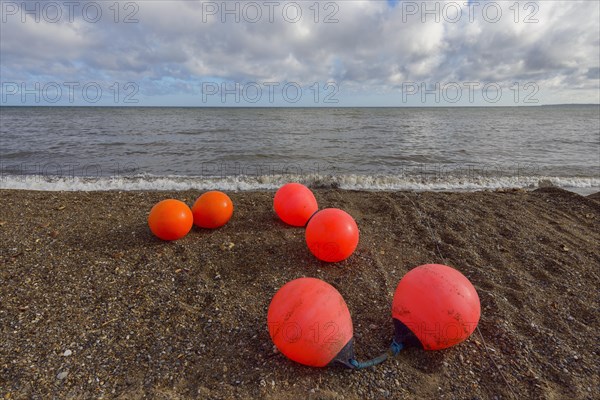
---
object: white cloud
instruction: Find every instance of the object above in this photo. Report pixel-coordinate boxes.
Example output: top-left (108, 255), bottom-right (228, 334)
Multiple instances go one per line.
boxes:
top-left (1, 0), bottom-right (598, 104)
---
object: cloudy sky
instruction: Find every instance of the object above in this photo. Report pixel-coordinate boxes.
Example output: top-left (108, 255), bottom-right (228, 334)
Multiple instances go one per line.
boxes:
top-left (1, 0), bottom-right (599, 106)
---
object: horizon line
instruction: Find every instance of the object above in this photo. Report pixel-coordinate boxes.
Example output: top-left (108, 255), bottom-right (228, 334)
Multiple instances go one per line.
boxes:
top-left (1, 104), bottom-right (599, 108)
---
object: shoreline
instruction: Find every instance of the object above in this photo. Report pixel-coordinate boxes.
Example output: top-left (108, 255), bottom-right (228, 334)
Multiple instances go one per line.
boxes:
top-left (1, 174), bottom-right (598, 195)
top-left (1, 186), bottom-right (599, 196)
top-left (1, 188), bottom-right (599, 399)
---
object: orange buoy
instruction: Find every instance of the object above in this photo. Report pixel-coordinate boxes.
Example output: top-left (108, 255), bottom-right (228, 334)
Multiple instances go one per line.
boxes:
top-left (192, 191), bottom-right (233, 229)
top-left (267, 278), bottom-right (354, 367)
top-left (273, 183), bottom-right (318, 226)
top-left (148, 199), bottom-right (193, 241)
top-left (392, 264), bottom-right (480, 350)
top-left (305, 208), bottom-right (359, 262)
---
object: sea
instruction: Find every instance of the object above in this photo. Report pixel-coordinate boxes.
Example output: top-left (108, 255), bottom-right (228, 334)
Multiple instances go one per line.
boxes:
top-left (1, 106), bottom-right (599, 194)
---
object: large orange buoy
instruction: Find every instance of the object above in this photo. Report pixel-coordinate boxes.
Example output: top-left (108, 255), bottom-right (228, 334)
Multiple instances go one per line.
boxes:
top-left (305, 208), bottom-right (359, 262)
top-left (148, 199), bottom-right (193, 241)
top-left (192, 191), bottom-right (233, 229)
top-left (273, 183), bottom-right (318, 227)
top-left (267, 278), bottom-right (354, 367)
top-left (392, 264), bottom-right (480, 350)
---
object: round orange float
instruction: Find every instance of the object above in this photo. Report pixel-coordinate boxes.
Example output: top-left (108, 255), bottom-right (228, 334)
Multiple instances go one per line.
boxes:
top-left (192, 191), bottom-right (234, 229)
top-left (305, 208), bottom-right (359, 262)
top-left (267, 278), bottom-right (354, 367)
top-left (273, 183), bottom-right (318, 227)
top-left (392, 264), bottom-right (481, 350)
top-left (148, 199), bottom-right (193, 241)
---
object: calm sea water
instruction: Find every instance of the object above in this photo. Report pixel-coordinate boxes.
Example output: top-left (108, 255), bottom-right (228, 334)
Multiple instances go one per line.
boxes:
top-left (1, 106), bottom-right (599, 192)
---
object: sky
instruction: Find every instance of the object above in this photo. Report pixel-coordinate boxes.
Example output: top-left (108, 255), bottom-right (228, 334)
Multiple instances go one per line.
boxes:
top-left (0, 0), bottom-right (599, 106)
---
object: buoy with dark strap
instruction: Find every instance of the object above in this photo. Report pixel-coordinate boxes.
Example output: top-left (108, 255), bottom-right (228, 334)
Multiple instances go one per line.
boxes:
top-left (267, 277), bottom-right (353, 367)
top-left (392, 264), bottom-right (481, 350)
top-left (267, 277), bottom-right (395, 369)
top-left (267, 269), bottom-right (480, 369)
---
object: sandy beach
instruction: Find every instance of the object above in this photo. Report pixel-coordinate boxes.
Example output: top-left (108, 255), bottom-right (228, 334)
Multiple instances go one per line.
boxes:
top-left (1, 187), bottom-right (598, 399)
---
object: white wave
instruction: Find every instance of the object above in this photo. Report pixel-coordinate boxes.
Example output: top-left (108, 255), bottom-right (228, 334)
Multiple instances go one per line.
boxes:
top-left (1, 174), bottom-right (599, 193)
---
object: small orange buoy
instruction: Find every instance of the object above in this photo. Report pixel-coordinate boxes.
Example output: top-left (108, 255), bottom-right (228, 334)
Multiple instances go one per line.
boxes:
top-left (267, 278), bottom-right (354, 367)
top-left (273, 183), bottom-right (318, 227)
top-left (148, 199), bottom-right (193, 241)
top-left (392, 264), bottom-right (481, 350)
top-left (192, 191), bottom-right (234, 229)
top-left (305, 208), bottom-right (359, 262)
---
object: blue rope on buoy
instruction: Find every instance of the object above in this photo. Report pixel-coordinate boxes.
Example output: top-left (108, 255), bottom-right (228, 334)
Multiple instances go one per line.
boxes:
top-left (390, 339), bottom-right (404, 356)
top-left (348, 340), bottom-right (404, 370)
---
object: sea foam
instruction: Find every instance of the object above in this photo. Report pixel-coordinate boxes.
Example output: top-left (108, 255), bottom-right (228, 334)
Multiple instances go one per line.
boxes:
top-left (1, 174), bottom-right (598, 194)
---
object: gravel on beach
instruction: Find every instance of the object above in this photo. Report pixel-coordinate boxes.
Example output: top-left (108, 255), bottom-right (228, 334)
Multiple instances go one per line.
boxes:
top-left (1, 187), bottom-right (599, 399)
